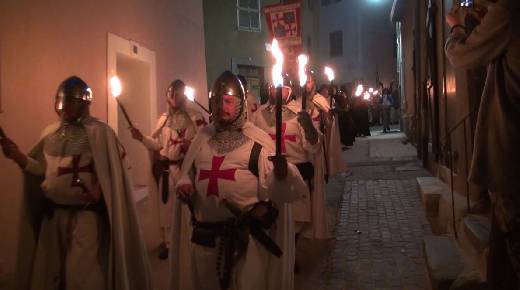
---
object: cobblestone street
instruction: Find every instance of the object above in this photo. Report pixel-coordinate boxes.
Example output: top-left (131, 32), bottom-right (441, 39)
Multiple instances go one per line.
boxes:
top-left (138, 129), bottom-right (436, 290)
top-left (296, 129), bottom-right (434, 290)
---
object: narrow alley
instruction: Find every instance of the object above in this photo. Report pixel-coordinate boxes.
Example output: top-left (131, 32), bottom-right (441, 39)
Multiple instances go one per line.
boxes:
top-left (296, 126), bottom-right (434, 290)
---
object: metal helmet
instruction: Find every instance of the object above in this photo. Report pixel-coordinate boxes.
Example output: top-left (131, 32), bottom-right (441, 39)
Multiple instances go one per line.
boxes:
top-left (210, 71), bottom-right (246, 129)
top-left (166, 79), bottom-right (185, 98)
top-left (55, 76), bottom-right (92, 113)
top-left (237, 74), bottom-right (249, 94)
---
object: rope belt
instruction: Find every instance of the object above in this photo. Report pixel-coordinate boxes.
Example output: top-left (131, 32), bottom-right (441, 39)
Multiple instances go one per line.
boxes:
top-left (190, 201), bottom-right (282, 290)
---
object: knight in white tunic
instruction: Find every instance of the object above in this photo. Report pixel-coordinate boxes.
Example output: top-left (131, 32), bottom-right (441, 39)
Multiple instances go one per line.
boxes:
top-left (302, 73), bottom-right (347, 179)
top-left (1, 76), bottom-right (152, 290)
top-left (170, 71), bottom-right (308, 290)
top-left (252, 79), bottom-right (329, 238)
top-left (131, 79), bottom-right (207, 259)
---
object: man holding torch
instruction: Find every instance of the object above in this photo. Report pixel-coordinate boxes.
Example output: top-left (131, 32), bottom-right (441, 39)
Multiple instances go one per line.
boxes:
top-left (170, 71), bottom-right (307, 290)
top-left (253, 71), bottom-right (331, 244)
top-left (130, 79), bottom-right (207, 259)
top-left (0, 76), bottom-right (152, 290)
top-left (303, 70), bottom-right (347, 180)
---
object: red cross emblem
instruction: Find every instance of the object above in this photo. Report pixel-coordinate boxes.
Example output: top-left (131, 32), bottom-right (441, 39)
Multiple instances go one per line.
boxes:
top-left (269, 122), bottom-right (297, 154)
top-left (168, 128), bottom-right (187, 148)
top-left (196, 118), bottom-right (207, 127)
top-left (198, 156), bottom-right (237, 198)
top-left (57, 155), bottom-right (94, 186)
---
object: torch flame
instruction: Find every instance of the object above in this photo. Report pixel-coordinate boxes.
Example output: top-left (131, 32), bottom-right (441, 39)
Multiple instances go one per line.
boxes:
top-left (110, 76), bottom-right (122, 98)
top-left (271, 39), bottom-right (284, 87)
top-left (185, 86), bottom-right (195, 102)
top-left (363, 92), bottom-right (371, 100)
top-left (355, 84), bottom-right (364, 97)
top-left (297, 54), bottom-right (308, 87)
top-left (368, 87), bottom-right (374, 93)
top-left (372, 90), bottom-right (379, 96)
top-left (324, 66), bottom-right (335, 82)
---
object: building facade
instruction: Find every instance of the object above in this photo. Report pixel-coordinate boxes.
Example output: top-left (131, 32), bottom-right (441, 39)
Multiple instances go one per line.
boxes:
top-left (203, 0), bottom-right (320, 100)
top-left (391, 0), bottom-right (491, 287)
top-left (317, 0), bottom-right (396, 86)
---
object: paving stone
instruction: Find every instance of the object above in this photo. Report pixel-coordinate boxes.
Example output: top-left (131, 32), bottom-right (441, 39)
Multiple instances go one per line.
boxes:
top-left (294, 134), bottom-right (433, 290)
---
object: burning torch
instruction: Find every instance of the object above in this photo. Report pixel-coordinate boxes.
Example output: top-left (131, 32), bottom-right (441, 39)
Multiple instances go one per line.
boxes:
top-left (271, 38), bottom-right (284, 157)
top-left (184, 85), bottom-right (211, 115)
top-left (110, 76), bottom-right (134, 128)
top-left (355, 84), bottom-right (364, 97)
top-left (298, 54), bottom-right (308, 111)
top-left (324, 66), bottom-right (335, 108)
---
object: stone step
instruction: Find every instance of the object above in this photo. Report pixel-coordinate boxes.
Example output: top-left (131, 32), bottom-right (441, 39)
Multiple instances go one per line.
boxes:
top-left (416, 176), bottom-right (474, 235)
top-left (423, 235), bottom-right (465, 290)
top-left (463, 214), bottom-right (491, 253)
top-left (416, 177), bottom-right (444, 217)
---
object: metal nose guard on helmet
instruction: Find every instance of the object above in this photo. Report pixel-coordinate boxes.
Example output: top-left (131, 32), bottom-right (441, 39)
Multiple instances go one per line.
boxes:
top-left (210, 71), bottom-right (246, 124)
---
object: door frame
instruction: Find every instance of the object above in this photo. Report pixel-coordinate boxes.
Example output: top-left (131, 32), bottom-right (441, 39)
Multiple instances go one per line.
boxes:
top-left (107, 32), bottom-right (157, 134)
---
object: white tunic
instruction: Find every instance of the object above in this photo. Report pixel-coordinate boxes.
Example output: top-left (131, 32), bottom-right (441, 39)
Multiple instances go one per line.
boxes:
top-left (142, 109), bottom-right (206, 227)
top-left (170, 123), bottom-right (308, 290)
top-left (253, 103), bottom-right (321, 224)
top-left (24, 124), bottom-right (106, 290)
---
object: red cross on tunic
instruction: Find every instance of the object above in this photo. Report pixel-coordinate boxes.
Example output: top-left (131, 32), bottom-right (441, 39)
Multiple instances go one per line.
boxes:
top-left (269, 122), bottom-right (297, 154)
top-left (57, 154), bottom-right (94, 186)
top-left (198, 156), bottom-right (237, 197)
top-left (311, 109), bottom-right (321, 123)
top-left (168, 128), bottom-right (187, 148)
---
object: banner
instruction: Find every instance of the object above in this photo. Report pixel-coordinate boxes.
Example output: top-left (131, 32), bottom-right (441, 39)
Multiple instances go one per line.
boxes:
top-left (264, 2), bottom-right (302, 72)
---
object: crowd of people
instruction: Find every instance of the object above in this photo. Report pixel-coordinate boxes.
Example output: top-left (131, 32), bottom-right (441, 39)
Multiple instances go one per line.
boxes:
top-left (0, 68), bottom-right (350, 290)
top-left (313, 81), bottom-right (400, 150)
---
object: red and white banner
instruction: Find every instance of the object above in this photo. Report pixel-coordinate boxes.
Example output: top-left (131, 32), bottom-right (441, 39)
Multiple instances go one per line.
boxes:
top-left (264, 2), bottom-right (302, 71)
top-left (264, 2), bottom-right (302, 47)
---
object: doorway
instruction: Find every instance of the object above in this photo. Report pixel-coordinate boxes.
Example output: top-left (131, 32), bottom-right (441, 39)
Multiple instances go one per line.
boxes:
top-left (107, 33), bottom-right (157, 202)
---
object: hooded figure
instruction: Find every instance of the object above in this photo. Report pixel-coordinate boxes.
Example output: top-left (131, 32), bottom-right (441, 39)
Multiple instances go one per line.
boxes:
top-left (2, 76), bottom-right (153, 290)
top-left (169, 71), bottom-right (308, 290)
top-left (445, 0), bottom-right (520, 286)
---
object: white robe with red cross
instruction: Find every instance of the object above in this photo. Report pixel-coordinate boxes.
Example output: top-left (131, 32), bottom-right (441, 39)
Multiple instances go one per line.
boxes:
top-left (252, 101), bottom-right (327, 236)
top-left (16, 118), bottom-right (153, 290)
top-left (169, 122), bottom-right (308, 290)
top-left (141, 108), bottom-right (207, 229)
top-left (310, 93), bottom-right (347, 177)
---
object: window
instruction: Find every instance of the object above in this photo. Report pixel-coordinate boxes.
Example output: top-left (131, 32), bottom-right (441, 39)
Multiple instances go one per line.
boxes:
top-left (307, 0), bottom-right (314, 10)
top-left (237, 0), bottom-right (261, 32)
top-left (330, 30), bottom-right (343, 57)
